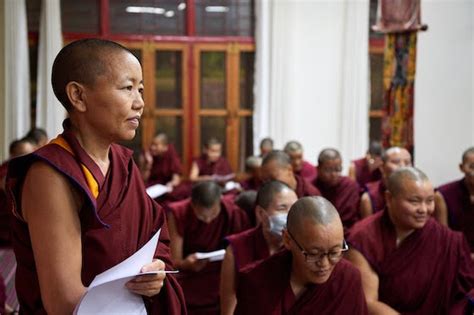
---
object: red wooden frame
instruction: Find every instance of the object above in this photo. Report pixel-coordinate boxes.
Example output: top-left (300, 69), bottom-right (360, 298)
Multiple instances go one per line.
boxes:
top-left (28, 0), bottom-right (255, 171)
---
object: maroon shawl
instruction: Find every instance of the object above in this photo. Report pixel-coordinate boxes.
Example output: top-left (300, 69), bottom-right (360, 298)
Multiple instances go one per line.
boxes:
top-left (0, 274), bottom-right (5, 314)
top-left (0, 161), bottom-right (11, 247)
top-left (226, 225), bottom-right (270, 271)
top-left (239, 176), bottom-right (262, 191)
top-left (352, 157), bottom-right (382, 187)
top-left (169, 197), bottom-right (249, 314)
top-left (294, 174), bottom-right (321, 198)
top-left (364, 180), bottom-right (386, 213)
top-left (7, 129), bottom-right (186, 315)
top-left (438, 178), bottom-right (474, 252)
top-left (146, 144), bottom-right (182, 187)
top-left (194, 154), bottom-right (233, 176)
top-left (295, 161), bottom-right (317, 183)
top-left (314, 176), bottom-right (360, 233)
top-left (235, 250), bottom-right (368, 315)
top-left (349, 210), bottom-right (474, 314)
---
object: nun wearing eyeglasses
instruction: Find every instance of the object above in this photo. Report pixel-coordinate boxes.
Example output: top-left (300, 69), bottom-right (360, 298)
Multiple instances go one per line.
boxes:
top-left (234, 196), bottom-right (368, 315)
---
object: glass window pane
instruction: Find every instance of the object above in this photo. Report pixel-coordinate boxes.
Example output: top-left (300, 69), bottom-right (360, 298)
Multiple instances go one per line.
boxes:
top-left (201, 117), bottom-right (226, 153)
top-left (239, 116), bottom-right (253, 172)
top-left (61, 0), bottom-right (99, 34)
top-left (239, 52), bottom-right (254, 109)
top-left (369, 117), bottom-right (382, 142)
top-left (119, 125), bottom-right (143, 163)
top-left (155, 116), bottom-right (183, 158)
top-left (195, 0), bottom-right (254, 36)
top-left (110, 0), bottom-right (185, 35)
top-left (370, 53), bottom-right (384, 110)
top-left (156, 51), bottom-right (182, 109)
top-left (201, 52), bottom-right (226, 109)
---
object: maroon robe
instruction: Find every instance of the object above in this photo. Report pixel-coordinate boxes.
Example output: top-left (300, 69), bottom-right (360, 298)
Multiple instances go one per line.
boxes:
top-left (438, 178), bottom-right (474, 252)
top-left (146, 144), bottom-right (182, 187)
top-left (169, 197), bottom-right (249, 314)
top-left (146, 145), bottom-right (189, 202)
top-left (239, 176), bottom-right (262, 191)
top-left (6, 127), bottom-right (186, 315)
top-left (352, 157), bottom-right (382, 187)
top-left (235, 250), bottom-right (368, 315)
top-left (348, 210), bottom-right (474, 314)
top-left (314, 176), bottom-right (360, 233)
top-left (295, 160), bottom-right (317, 183)
top-left (194, 154), bottom-right (233, 177)
top-left (0, 274), bottom-right (5, 315)
top-left (294, 174), bottom-right (321, 198)
top-left (226, 225), bottom-right (270, 271)
top-left (0, 161), bottom-right (11, 247)
top-left (364, 180), bottom-right (386, 213)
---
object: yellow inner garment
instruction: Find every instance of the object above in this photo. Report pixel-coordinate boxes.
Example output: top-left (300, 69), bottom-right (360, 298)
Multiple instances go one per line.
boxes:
top-left (50, 136), bottom-right (99, 199)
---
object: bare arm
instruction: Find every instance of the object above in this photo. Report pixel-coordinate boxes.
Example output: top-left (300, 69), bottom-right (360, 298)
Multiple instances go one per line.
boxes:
top-left (346, 249), bottom-right (400, 315)
top-left (189, 162), bottom-right (213, 182)
top-left (167, 212), bottom-right (208, 272)
top-left (348, 162), bottom-right (357, 181)
top-left (360, 192), bottom-right (374, 218)
top-left (433, 191), bottom-right (448, 226)
top-left (220, 246), bottom-right (237, 315)
top-left (22, 162), bottom-right (85, 315)
top-left (167, 173), bottom-right (181, 188)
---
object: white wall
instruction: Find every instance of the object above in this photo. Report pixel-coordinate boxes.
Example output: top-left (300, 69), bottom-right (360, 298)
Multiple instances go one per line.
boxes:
top-left (415, 0), bottom-right (474, 186)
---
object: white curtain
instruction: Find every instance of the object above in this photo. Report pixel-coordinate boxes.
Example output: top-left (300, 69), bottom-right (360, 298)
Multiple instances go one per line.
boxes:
top-left (2, 0), bottom-right (30, 160)
top-left (36, 0), bottom-right (64, 139)
top-left (254, 0), bottom-right (369, 172)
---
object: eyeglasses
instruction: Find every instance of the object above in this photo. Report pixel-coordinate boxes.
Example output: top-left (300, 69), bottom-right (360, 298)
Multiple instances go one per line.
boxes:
top-left (287, 229), bottom-right (348, 264)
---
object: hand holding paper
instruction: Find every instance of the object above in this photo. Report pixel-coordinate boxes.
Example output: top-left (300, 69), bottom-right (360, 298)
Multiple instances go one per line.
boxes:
top-left (182, 253), bottom-right (209, 272)
top-left (126, 259), bottom-right (166, 297)
top-left (74, 229), bottom-right (174, 314)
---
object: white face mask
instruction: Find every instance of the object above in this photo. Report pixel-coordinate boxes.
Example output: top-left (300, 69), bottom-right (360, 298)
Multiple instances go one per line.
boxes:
top-left (268, 213), bottom-right (288, 236)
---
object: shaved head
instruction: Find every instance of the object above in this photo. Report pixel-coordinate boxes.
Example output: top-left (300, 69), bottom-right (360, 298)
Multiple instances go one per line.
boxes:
top-left (205, 137), bottom-right (222, 148)
top-left (318, 148), bottom-right (341, 165)
top-left (287, 196), bottom-right (340, 231)
top-left (9, 138), bottom-right (35, 158)
top-left (382, 147), bottom-right (410, 163)
top-left (235, 190), bottom-right (257, 214)
top-left (462, 147), bottom-right (474, 163)
top-left (368, 141), bottom-right (383, 157)
top-left (387, 167), bottom-right (429, 197)
top-left (52, 38), bottom-right (134, 111)
top-left (26, 128), bottom-right (48, 146)
top-left (284, 141), bottom-right (303, 154)
top-left (246, 155), bottom-right (262, 169)
top-left (154, 133), bottom-right (168, 145)
top-left (256, 180), bottom-right (293, 210)
top-left (191, 181), bottom-right (222, 208)
top-left (260, 138), bottom-right (274, 149)
top-left (262, 150), bottom-right (292, 169)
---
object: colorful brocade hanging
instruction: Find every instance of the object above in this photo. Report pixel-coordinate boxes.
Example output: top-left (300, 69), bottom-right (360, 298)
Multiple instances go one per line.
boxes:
top-left (381, 32), bottom-right (417, 153)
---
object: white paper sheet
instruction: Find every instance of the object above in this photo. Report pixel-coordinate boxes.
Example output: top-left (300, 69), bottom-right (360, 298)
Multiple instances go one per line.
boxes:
top-left (75, 229), bottom-right (161, 314)
top-left (224, 181), bottom-right (242, 192)
top-left (195, 249), bottom-right (226, 262)
top-left (146, 184), bottom-right (171, 199)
